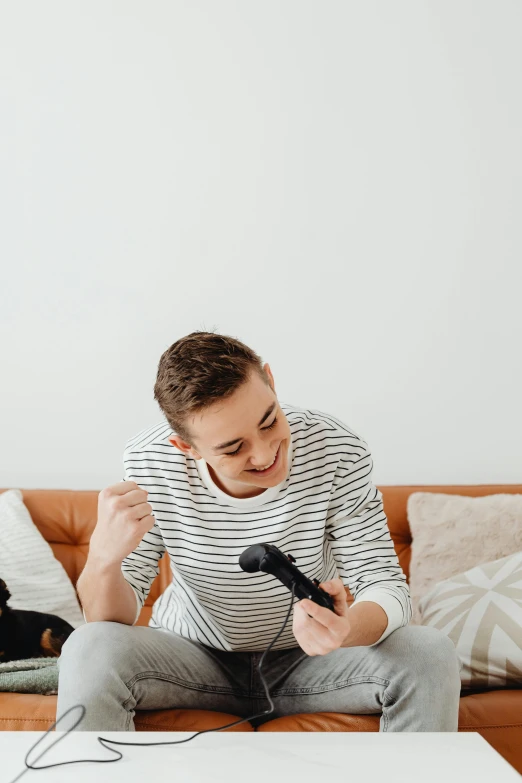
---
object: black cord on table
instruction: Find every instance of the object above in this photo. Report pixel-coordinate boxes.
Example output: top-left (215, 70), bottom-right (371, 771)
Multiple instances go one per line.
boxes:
top-left (8, 584), bottom-right (298, 783)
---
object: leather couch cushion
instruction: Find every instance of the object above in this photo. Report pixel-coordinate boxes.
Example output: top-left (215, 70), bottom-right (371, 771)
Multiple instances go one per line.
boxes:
top-left (0, 692), bottom-right (253, 732)
top-left (256, 689), bottom-right (522, 733)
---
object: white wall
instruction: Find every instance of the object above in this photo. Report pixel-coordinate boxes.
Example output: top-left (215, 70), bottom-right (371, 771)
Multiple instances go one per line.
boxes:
top-left (1, 1), bottom-right (521, 489)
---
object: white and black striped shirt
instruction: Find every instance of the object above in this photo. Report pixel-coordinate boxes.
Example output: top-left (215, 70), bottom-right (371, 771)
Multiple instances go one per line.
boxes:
top-left (120, 403), bottom-right (412, 651)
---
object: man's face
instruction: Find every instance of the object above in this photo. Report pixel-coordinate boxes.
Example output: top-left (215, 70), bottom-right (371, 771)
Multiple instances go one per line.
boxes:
top-left (169, 364), bottom-right (291, 499)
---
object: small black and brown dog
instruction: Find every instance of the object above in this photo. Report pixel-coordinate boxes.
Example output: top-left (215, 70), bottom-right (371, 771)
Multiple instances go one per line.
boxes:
top-left (0, 578), bottom-right (75, 663)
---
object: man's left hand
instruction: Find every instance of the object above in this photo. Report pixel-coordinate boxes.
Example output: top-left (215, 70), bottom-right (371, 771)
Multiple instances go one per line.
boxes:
top-left (293, 578), bottom-right (352, 656)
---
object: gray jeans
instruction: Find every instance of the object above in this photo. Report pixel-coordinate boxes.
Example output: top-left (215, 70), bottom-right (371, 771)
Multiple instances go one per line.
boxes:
top-left (56, 621), bottom-right (462, 732)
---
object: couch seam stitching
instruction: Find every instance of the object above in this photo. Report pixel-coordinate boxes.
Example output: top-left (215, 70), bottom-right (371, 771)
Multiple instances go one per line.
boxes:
top-left (1, 718), bottom-right (521, 730)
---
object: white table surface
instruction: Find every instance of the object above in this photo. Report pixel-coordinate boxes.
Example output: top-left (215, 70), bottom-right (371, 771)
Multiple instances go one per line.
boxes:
top-left (3, 730), bottom-right (521, 783)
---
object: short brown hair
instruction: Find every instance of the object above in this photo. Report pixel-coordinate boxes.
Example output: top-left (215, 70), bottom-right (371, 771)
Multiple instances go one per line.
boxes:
top-left (154, 331), bottom-right (269, 445)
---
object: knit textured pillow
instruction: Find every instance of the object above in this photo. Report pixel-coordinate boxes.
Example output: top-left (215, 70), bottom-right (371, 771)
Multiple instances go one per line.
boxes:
top-left (407, 492), bottom-right (522, 626)
top-left (417, 551), bottom-right (522, 690)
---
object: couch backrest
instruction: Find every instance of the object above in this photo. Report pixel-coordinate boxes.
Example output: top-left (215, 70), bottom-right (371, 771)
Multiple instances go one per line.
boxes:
top-left (2, 485), bottom-right (521, 607)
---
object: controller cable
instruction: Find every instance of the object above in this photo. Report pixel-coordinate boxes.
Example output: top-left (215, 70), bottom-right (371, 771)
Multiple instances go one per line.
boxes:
top-left (8, 583), bottom-right (300, 782)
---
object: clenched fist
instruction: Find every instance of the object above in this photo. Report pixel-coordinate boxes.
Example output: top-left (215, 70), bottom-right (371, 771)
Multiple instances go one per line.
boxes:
top-left (88, 481), bottom-right (156, 567)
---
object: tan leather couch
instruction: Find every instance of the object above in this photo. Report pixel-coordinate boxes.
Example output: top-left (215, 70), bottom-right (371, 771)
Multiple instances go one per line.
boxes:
top-left (1, 486), bottom-right (521, 774)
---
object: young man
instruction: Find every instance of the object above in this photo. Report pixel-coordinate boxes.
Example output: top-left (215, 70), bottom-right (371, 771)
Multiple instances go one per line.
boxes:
top-left (57, 332), bottom-right (462, 731)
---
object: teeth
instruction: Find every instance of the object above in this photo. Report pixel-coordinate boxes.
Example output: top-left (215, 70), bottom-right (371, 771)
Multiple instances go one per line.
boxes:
top-left (254, 450), bottom-right (278, 471)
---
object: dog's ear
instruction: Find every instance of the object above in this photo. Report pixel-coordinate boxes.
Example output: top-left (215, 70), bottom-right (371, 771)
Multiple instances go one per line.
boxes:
top-left (0, 579), bottom-right (11, 607)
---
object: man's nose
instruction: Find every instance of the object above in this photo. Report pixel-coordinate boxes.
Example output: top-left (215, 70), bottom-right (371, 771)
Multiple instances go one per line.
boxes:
top-left (250, 448), bottom-right (276, 468)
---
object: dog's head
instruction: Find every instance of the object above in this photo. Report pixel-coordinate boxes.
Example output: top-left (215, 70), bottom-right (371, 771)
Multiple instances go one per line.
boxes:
top-left (0, 579), bottom-right (12, 613)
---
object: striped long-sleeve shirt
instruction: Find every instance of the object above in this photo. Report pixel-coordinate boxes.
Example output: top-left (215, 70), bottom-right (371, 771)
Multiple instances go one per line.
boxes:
top-left (120, 402), bottom-right (412, 651)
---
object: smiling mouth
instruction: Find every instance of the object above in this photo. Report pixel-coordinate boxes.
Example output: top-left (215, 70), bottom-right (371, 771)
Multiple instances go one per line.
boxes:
top-left (247, 444), bottom-right (281, 475)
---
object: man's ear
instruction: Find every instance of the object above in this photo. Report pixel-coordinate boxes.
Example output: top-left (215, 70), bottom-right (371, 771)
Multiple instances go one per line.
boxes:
top-left (263, 362), bottom-right (276, 392)
top-left (169, 435), bottom-right (201, 459)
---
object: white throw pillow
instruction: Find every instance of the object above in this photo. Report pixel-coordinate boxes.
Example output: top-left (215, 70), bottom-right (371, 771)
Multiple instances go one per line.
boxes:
top-left (407, 492), bottom-right (522, 625)
top-left (0, 489), bottom-right (84, 628)
top-left (418, 550), bottom-right (522, 690)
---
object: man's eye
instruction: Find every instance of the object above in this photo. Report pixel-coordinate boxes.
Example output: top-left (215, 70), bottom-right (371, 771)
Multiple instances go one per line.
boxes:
top-left (264, 416), bottom-right (278, 432)
top-left (224, 416), bottom-right (278, 457)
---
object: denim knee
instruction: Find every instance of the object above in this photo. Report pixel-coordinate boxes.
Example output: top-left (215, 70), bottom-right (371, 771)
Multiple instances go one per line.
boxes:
top-left (58, 621), bottom-right (130, 670)
top-left (386, 625), bottom-right (461, 675)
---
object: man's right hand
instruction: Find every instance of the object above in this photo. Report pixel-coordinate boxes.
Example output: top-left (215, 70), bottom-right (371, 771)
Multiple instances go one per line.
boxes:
top-left (88, 481), bottom-right (155, 566)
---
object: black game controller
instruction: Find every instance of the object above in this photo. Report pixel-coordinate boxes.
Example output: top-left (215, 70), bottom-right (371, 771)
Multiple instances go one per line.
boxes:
top-left (239, 543), bottom-right (335, 612)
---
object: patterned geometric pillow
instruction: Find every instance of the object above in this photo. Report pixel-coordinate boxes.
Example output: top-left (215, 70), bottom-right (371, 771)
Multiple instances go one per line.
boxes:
top-left (418, 551), bottom-right (522, 691)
